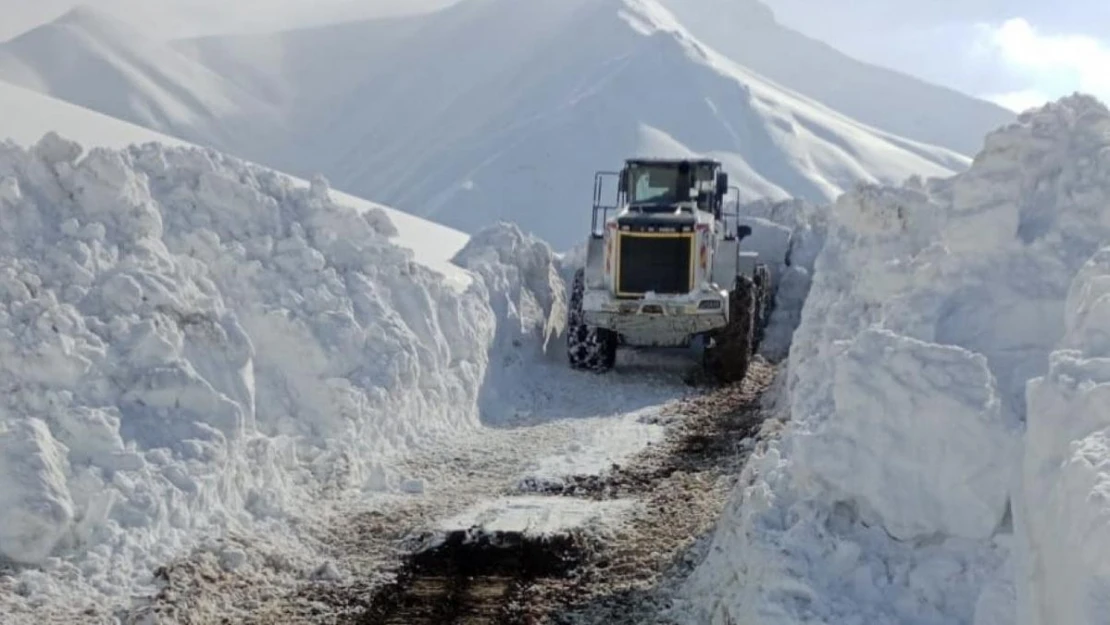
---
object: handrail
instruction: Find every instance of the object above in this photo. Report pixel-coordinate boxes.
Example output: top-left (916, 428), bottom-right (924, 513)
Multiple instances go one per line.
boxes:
top-left (591, 170), bottom-right (622, 236)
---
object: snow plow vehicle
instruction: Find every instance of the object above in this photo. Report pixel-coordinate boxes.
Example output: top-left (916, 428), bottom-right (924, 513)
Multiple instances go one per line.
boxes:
top-left (567, 157), bottom-right (772, 383)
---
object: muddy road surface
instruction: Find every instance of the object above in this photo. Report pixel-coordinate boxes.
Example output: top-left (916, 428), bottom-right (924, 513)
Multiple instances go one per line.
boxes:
top-left (350, 359), bottom-right (777, 625)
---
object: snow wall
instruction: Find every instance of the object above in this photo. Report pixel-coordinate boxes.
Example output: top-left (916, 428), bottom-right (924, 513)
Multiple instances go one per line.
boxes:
top-left (674, 94), bottom-right (1110, 625)
top-left (0, 133), bottom-right (566, 610)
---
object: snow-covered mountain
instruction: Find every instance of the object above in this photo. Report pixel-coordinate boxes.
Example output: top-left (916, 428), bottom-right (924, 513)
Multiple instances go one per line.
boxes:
top-left (0, 6), bottom-right (286, 161)
top-left (657, 0), bottom-right (1016, 155)
top-left (673, 94), bottom-right (1110, 625)
top-left (2, 0), bottom-right (978, 249)
top-left (169, 0), bottom-right (971, 249)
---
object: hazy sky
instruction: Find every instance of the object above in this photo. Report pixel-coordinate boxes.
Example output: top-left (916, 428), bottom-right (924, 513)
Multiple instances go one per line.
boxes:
top-left (3, 0), bottom-right (1107, 112)
top-left (763, 0), bottom-right (1110, 112)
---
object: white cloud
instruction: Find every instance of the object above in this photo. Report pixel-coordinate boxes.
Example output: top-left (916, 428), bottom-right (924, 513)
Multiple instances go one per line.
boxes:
top-left (976, 18), bottom-right (1110, 111)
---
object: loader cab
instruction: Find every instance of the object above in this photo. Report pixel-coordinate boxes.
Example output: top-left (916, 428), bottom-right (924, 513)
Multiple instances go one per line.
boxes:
top-left (618, 158), bottom-right (729, 217)
top-left (589, 157), bottom-right (731, 237)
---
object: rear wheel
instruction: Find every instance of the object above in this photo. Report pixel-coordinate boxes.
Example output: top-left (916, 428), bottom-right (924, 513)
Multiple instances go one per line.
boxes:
top-left (703, 275), bottom-right (755, 383)
top-left (752, 264), bottom-right (772, 350)
top-left (567, 268), bottom-right (618, 372)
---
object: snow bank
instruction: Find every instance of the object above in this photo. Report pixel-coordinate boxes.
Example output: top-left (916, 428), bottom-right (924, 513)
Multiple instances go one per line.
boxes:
top-left (1020, 247), bottom-right (1110, 625)
top-left (821, 329), bottom-right (1010, 540)
top-left (451, 223), bottom-right (571, 425)
top-left (673, 372), bottom-right (1010, 624)
top-left (0, 133), bottom-right (566, 614)
top-left (0, 79), bottom-right (475, 294)
top-left (674, 94), bottom-right (1110, 625)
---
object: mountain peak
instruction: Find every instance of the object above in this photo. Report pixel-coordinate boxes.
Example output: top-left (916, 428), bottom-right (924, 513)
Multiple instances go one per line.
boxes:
top-left (48, 3), bottom-right (143, 39)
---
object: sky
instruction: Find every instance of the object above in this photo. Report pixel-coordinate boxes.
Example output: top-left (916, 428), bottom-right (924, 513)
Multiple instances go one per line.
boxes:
top-left (762, 0), bottom-right (1110, 112)
top-left (2, 0), bottom-right (1107, 113)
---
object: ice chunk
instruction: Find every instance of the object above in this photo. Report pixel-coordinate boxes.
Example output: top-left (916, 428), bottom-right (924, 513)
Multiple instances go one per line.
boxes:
top-left (796, 328), bottom-right (1018, 540)
top-left (0, 419), bottom-right (74, 564)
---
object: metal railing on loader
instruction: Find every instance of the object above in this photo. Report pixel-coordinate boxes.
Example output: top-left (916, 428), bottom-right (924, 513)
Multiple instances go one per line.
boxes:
top-left (721, 184), bottom-right (746, 240)
top-left (591, 170), bottom-right (625, 237)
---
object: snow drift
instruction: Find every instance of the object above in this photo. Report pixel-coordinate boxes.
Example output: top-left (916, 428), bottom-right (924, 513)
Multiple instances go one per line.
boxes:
top-left (674, 94), bottom-right (1110, 625)
top-left (0, 133), bottom-right (567, 617)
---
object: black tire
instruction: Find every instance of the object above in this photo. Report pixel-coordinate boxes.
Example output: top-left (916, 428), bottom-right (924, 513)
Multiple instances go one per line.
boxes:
top-left (567, 268), bottom-right (618, 372)
top-left (752, 264), bottom-right (773, 350)
top-left (703, 275), bottom-right (755, 383)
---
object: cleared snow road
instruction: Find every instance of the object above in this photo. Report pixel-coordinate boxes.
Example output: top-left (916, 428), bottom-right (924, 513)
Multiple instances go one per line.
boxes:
top-left (355, 359), bottom-right (777, 625)
top-left (128, 353), bottom-right (776, 624)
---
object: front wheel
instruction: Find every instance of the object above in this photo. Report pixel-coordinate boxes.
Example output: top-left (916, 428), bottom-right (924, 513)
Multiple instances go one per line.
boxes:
top-left (566, 268), bottom-right (617, 372)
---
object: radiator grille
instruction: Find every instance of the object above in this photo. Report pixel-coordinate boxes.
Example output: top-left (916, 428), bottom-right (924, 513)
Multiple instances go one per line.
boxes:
top-left (617, 234), bottom-right (693, 296)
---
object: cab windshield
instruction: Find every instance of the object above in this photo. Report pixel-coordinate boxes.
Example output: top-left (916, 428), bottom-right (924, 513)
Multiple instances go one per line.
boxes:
top-left (627, 162), bottom-right (717, 209)
top-left (628, 165), bottom-right (682, 204)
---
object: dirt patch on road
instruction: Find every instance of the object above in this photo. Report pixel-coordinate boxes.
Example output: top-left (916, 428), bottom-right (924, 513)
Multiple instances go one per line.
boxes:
top-left (355, 530), bottom-right (592, 625)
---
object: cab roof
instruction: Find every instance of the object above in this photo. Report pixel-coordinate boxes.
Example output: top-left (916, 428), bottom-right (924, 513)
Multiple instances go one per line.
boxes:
top-left (624, 157), bottom-right (723, 168)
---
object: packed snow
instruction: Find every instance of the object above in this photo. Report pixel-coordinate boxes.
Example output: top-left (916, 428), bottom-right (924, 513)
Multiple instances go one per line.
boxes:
top-left (437, 496), bottom-right (636, 538)
top-left (0, 132), bottom-right (567, 617)
top-left (672, 94), bottom-right (1110, 625)
top-left (1020, 248), bottom-right (1110, 623)
top-left (3, 0), bottom-right (971, 249)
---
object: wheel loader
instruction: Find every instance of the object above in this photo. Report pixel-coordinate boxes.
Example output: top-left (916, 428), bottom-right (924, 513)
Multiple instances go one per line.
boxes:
top-left (566, 157), bottom-right (772, 383)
